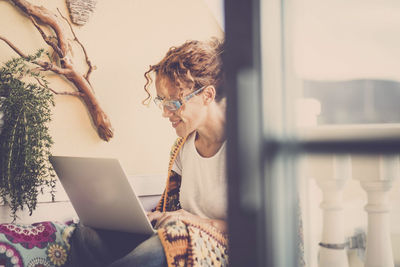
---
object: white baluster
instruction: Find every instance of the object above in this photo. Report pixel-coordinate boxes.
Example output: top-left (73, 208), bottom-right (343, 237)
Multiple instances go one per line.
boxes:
top-left (356, 155), bottom-right (399, 267)
top-left (309, 154), bottom-right (351, 267)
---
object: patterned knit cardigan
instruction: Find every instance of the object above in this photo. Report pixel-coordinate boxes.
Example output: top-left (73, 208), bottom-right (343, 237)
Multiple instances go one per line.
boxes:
top-left (154, 137), bottom-right (229, 267)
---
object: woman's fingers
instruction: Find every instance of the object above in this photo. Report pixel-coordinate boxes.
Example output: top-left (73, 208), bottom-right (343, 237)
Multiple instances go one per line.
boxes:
top-left (154, 213), bottom-right (173, 229)
top-left (154, 211), bottom-right (186, 229)
top-left (148, 210), bottom-right (192, 229)
top-left (147, 211), bottom-right (163, 226)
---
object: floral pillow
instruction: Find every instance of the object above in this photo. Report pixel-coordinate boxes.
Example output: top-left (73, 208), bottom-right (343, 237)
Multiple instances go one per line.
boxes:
top-left (0, 221), bottom-right (76, 267)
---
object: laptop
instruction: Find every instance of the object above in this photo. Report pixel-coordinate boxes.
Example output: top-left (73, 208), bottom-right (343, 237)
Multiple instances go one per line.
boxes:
top-left (49, 156), bottom-right (156, 234)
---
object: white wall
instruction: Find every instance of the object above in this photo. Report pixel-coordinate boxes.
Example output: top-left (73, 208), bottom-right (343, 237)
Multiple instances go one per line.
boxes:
top-left (0, 0), bottom-right (223, 175)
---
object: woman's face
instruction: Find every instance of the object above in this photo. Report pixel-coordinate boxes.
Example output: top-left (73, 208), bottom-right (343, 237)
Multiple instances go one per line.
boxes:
top-left (155, 75), bottom-right (207, 137)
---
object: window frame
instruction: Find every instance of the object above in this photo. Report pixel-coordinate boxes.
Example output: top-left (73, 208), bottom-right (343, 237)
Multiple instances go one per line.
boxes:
top-left (224, 0), bottom-right (400, 266)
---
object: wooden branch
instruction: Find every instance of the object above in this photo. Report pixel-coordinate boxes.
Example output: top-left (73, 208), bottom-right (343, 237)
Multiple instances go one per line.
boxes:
top-left (35, 77), bottom-right (84, 97)
top-left (0, 36), bottom-right (27, 58)
top-left (29, 16), bottom-right (64, 57)
top-left (50, 90), bottom-right (84, 97)
top-left (57, 8), bottom-right (94, 82)
top-left (10, 0), bottom-right (68, 59)
top-left (4, 0), bottom-right (114, 141)
top-left (0, 36), bottom-right (67, 74)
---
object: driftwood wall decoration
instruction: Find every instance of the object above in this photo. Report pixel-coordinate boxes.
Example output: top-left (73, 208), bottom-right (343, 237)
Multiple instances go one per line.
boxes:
top-left (0, 0), bottom-right (113, 141)
top-left (66, 0), bottom-right (97, 26)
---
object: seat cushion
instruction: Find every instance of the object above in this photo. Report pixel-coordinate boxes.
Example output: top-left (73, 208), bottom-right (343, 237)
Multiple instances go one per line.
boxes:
top-left (0, 221), bottom-right (76, 267)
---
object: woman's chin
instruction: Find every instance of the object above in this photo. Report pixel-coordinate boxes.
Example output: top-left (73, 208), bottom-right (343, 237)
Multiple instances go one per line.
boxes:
top-left (174, 127), bottom-right (188, 138)
top-left (175, 130), bottom-right (186, 137)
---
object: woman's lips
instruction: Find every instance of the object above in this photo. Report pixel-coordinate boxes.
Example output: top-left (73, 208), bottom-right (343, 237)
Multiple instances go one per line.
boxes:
top-left (171, 120), bottom-right (181, 128)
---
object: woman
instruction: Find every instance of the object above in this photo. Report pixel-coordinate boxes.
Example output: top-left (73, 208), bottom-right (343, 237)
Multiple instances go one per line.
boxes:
top-left (69, 38), bottom-right (228, 267)
top-left (145, 37), bottom-right (228, 266)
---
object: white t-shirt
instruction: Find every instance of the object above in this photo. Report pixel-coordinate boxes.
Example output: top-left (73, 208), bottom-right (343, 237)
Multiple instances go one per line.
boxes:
top-left (171, 132), bottom-right (227, 220)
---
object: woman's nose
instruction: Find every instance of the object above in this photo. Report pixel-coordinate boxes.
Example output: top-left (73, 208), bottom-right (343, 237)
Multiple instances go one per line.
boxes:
top-left (162, 106), bottom-right (174, 118)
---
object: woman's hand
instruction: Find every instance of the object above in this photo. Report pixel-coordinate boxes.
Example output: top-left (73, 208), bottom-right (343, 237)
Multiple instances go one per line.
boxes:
top-left (147, 210), bottom-right (227, 233)
top-left (147, 209), bottom-right (196, 229)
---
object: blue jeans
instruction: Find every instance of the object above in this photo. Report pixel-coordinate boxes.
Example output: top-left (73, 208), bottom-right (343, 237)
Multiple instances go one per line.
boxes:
top-left (108, 234), bottom-right (166, 267)
top-left (69, 223), bottom-right (167, 267)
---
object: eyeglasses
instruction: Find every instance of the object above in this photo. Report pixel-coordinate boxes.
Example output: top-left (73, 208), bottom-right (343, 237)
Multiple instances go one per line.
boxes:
top-left (153, 85), bottom-right (207, 111)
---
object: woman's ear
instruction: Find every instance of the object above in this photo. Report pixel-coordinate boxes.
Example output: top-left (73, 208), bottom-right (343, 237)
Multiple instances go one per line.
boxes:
top-left (203, 86), bottom-right (216, 105)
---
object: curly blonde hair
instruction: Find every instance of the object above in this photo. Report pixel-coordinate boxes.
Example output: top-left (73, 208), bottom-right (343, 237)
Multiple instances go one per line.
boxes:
top-left (143, 38), bottom-right (225, 105)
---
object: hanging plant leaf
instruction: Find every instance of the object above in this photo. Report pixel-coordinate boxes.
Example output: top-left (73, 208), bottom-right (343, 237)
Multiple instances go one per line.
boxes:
top-left (0, 50), bottom-right (56, 221)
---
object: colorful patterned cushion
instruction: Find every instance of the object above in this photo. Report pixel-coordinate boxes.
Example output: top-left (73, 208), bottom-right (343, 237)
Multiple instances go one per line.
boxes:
top-left (0, 221), bottom-right (76, 267)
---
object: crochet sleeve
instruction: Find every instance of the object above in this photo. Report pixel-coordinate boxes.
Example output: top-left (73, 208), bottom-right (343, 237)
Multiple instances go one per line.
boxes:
top-left (153, 137), bottom-right (186, 212)
top-left (154, 170), bottom-right (182, 212)
top-left (171, 148), bottom-right (182, 175)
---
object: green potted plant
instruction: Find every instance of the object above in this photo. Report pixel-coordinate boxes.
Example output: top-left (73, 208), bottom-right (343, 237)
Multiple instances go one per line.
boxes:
top-left (0, 49), bottom-right (56, 221)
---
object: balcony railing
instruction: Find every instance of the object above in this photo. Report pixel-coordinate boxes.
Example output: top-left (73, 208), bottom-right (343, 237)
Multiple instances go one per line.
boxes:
top-left (299, 124), bottom-right (400, 267)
